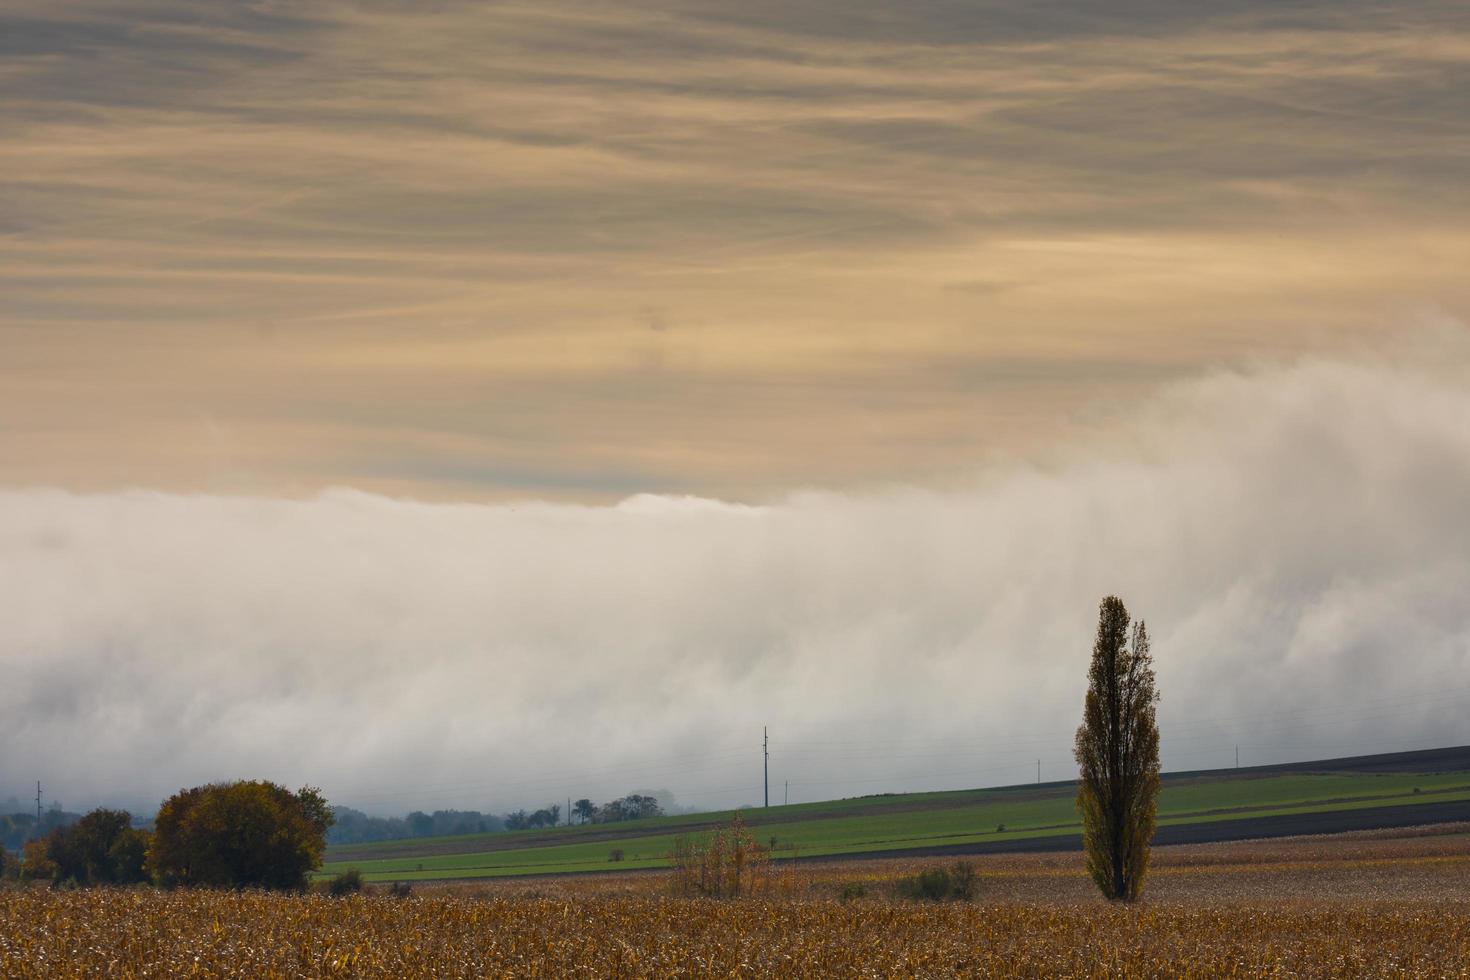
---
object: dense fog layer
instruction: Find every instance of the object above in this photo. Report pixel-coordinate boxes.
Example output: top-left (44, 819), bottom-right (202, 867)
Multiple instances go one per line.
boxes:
top-left (3, 336), bottom-right (1469, 814)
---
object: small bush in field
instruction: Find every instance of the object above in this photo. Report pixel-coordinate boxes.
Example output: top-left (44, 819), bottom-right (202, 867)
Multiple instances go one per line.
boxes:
top-left (897, 861), bottom-right (977, 901)
top-left (608, 849), bottom-right (624, 862)
top-left (838, 882), bottom-right (866, 902)
top-left (899, 868), bottom-right (952, 901)
top-left (327, 869), bottom-right (364, 896)
top-left (669, 814), bottom-right (774, 898)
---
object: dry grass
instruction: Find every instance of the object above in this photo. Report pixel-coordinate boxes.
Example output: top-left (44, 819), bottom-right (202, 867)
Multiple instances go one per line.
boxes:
top-left (4, 824), bottom-right (1470, 977)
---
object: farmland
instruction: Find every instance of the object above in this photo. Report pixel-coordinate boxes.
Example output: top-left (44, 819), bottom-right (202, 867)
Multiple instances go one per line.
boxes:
top-left (5, 825), bottom-right (1470, 977)
top-left (322, 753), bottom-right (1470, 882)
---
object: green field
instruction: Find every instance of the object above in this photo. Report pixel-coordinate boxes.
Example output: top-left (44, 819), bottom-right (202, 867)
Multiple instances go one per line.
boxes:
top-left (321, 769), bottom-right (1470, 882)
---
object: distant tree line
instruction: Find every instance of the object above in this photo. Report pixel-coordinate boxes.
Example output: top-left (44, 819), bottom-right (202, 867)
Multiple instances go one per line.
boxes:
top-left (328, 807), bottom-right (507, 845)
top-left (6, 789), bottom-right (674, 860)
top-left (324, 793), bottom-right (666, 843)
top-left (504, 804), bottom-right (561, 830)
top-left (573, 794), bottom-right (663, 824)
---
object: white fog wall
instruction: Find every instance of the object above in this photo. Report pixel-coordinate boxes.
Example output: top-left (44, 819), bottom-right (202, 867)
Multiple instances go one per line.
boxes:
top-left (3, 334), bottom-right (1469, 813)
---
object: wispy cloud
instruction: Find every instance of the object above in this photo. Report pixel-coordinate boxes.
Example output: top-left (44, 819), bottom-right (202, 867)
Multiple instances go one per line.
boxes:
top-left (3, 1), bottom-right (1469, 497)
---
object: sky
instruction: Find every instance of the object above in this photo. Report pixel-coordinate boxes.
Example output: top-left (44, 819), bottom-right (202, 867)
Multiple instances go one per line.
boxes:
top-left (3, 1), bottom-right (1470, 815)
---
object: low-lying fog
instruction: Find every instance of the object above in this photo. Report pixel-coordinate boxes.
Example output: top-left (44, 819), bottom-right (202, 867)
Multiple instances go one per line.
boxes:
top-left (4, 331), bottom-right (1469, 815)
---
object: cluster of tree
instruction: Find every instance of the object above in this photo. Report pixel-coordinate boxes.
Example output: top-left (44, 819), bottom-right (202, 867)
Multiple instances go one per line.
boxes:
top-left (24, 808), bottom-right (150, 886)
top-left (572, 794), bottom-right (662, 824)
top-left (17, 780), bottom-right (334, 892)
top-left (327, 807), bottom-right (505, 845)
top-left (327, 796), bottom-right (666, 841)
top-left (0, 808), bottom-right (81, 852)
top-left (504, 804), bottom-right (562, 830)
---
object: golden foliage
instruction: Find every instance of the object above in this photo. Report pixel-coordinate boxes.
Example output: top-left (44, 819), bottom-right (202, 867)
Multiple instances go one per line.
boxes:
top-left (149, 781), bottom-right (331, 890)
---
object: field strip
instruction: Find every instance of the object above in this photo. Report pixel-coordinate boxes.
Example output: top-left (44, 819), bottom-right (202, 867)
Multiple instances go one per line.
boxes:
top-left (325, 789), bottom-right (1470, 881)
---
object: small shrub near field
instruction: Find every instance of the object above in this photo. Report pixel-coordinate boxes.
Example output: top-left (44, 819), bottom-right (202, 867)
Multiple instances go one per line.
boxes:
top-left (669, 814), bottom-right (775, 898)
top-left (896, 862), bottom-right (978, 902)
top-left (387, 881), bottom-right (413, 898)
top-left (327, 869), bottom-right (364, 896)
top-left (608, 849), bottom-right (624, 862)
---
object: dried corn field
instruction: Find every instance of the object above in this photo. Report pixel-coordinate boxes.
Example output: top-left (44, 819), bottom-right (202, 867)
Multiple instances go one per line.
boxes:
top-left (4, 826), bottom-right (1470, 978)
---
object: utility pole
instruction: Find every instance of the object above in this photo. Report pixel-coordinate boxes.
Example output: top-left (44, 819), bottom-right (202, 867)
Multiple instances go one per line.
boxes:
top-left (1235, 745), bottom-right (1239, 769)
top-left (784, 780), bottom-right (788, 806)
top-left (567, 797), bottom-right (571, 827)
top-left (763, 726), bottom-right (769, 808)
top-left (36, 781), bottom-right (42, 828)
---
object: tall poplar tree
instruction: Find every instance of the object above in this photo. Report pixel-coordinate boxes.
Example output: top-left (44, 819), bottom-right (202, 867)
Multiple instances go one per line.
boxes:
top-left (1074, 596), bottom-right (1160, 901)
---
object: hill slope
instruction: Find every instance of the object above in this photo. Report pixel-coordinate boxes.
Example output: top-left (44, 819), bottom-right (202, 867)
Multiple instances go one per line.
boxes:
top-left (322, 745), bottom-right (1470, 881)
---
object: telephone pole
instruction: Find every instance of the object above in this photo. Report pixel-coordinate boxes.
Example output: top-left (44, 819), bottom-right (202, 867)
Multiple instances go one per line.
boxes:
top-left (36, 781), bottom-right (42, 827)
top-left (1037, 760), bottom-right (1041, 784)
top-left (763, 726), bottom-right (769, 808)
top-left (784, 780), bottom-right (788, 806)
top-left (1235, 745), bottom-right (1239, 769)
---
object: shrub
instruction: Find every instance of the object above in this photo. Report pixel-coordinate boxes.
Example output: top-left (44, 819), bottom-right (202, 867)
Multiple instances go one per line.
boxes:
top-left (669, 814), bottom-right (774, 898)
top-left (900, 868), bottom-right (953, 901)
top-left (608, 849), bottom-right (624, 862)
top-left (387, 881), bottom-right (413, 898)
top-left (327, 868), bottom-right (364, 896)
top-left (896, 862), bottom-right (978, 902)
top-left (838, 882), bottom-right (866, 902)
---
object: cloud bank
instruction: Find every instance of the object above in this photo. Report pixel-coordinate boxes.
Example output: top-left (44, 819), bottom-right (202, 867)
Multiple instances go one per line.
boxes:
top-left (3, 336), bottom-right (1469, 814)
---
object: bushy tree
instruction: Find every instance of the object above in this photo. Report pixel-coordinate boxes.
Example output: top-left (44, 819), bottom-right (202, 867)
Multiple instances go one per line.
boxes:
top-left (147, 781), bottom-right (333, 891)
top-left (21, 838), bottom-right (56, 882)
top-left (1074, 596), bottom-right (1160, 901)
